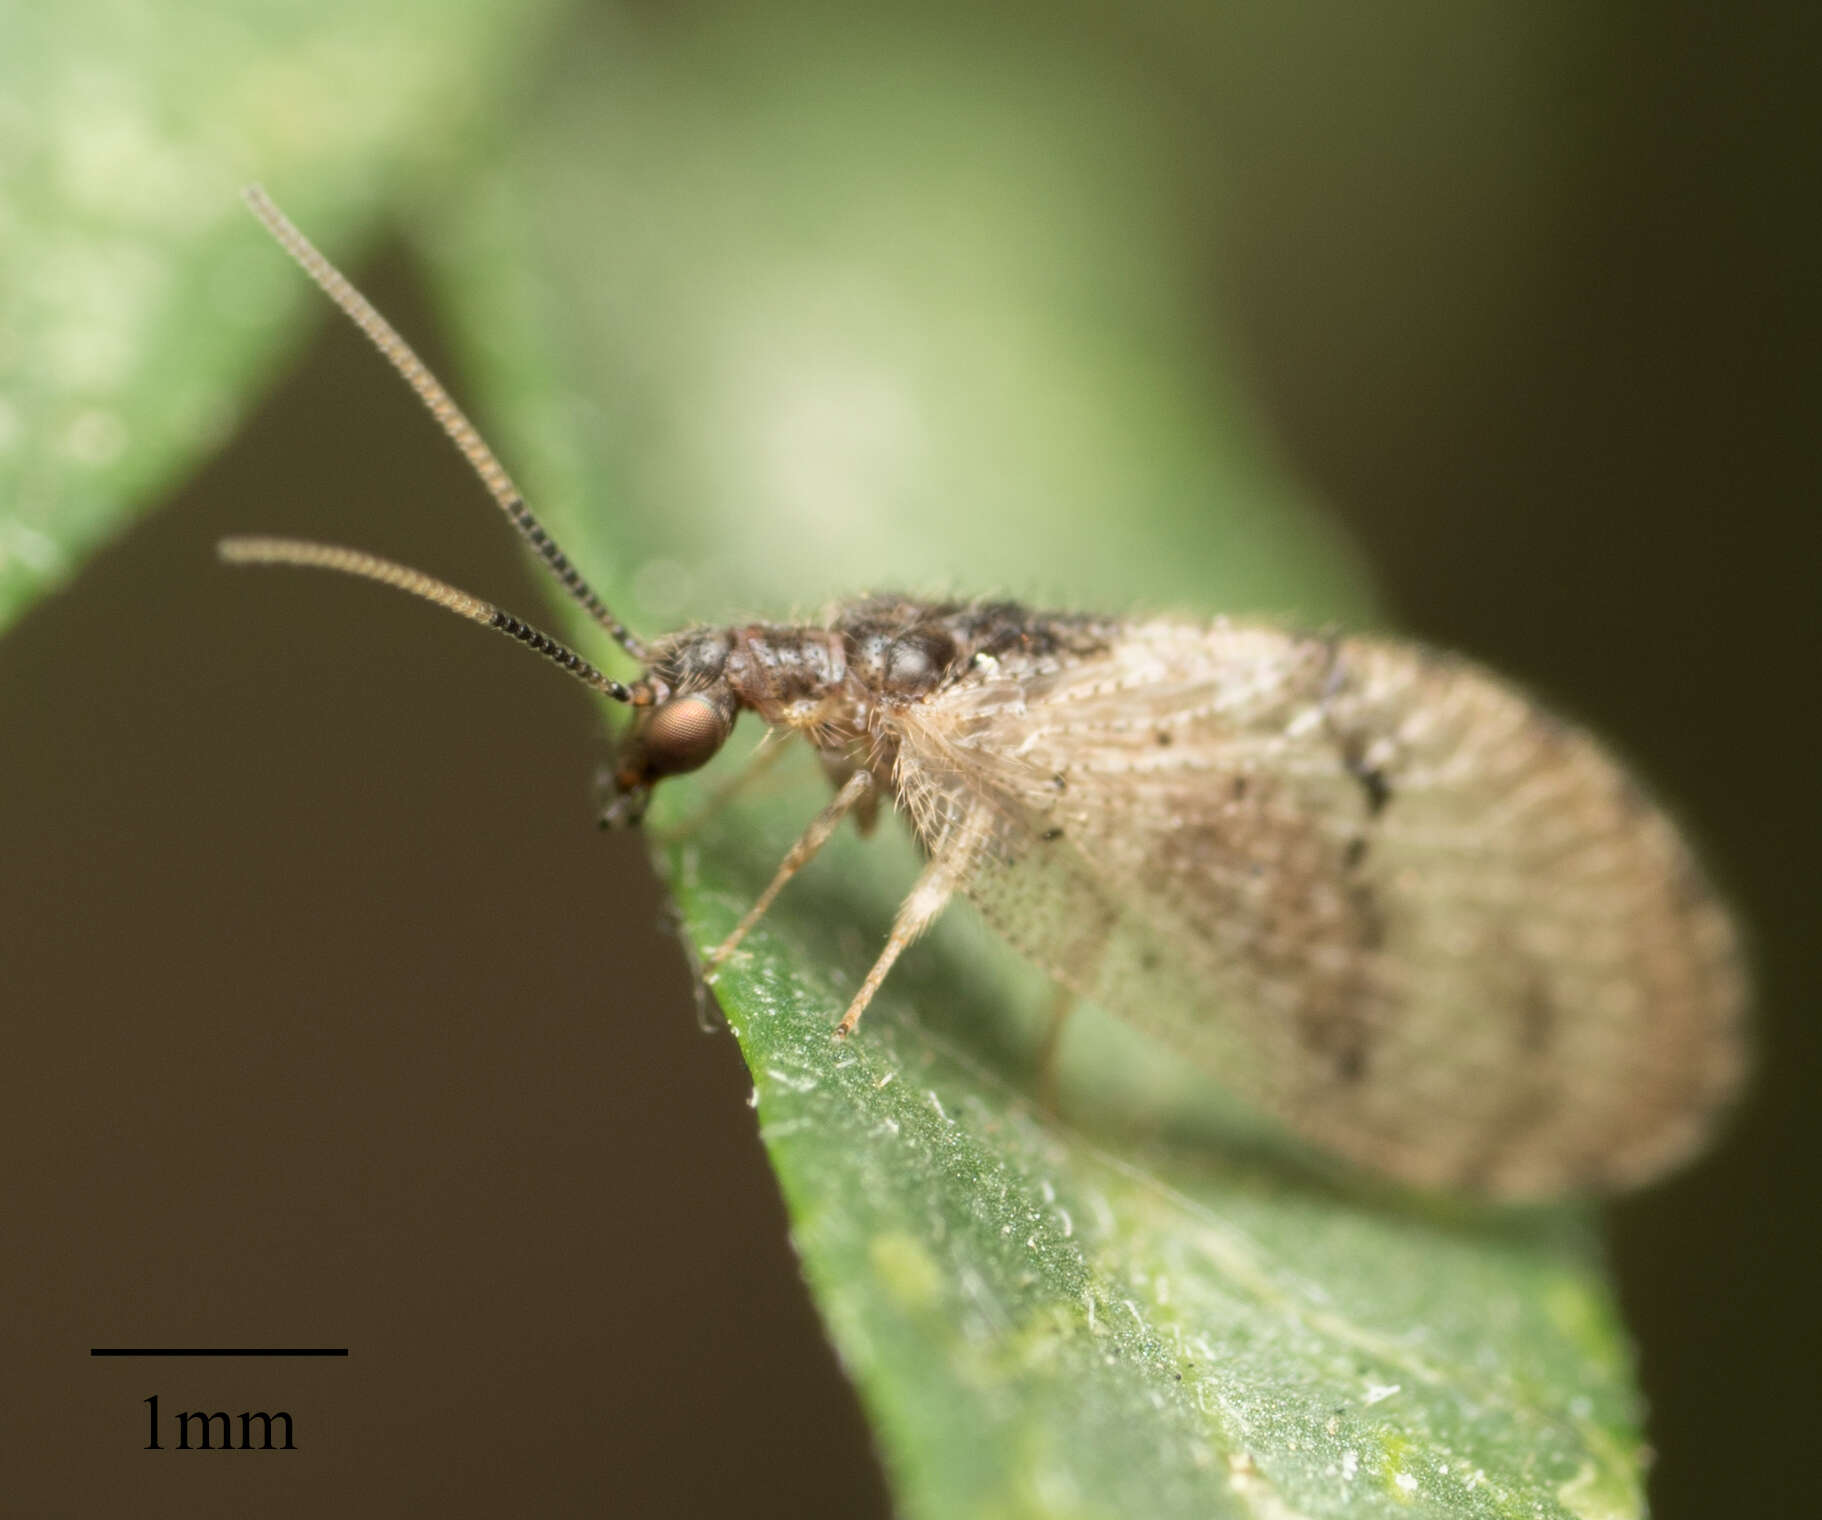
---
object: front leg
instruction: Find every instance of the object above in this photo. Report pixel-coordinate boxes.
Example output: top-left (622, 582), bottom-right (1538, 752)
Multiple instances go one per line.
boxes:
top-left (703, 768), bottom-right (876, 977)
top-left (646, 729), bottom-right (792, 845)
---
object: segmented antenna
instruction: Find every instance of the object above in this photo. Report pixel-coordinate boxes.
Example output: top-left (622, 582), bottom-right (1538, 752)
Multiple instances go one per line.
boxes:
top-left (219, 537), bottom-right (631, 702)
top-left (238, 184), bottom-right (647, 662)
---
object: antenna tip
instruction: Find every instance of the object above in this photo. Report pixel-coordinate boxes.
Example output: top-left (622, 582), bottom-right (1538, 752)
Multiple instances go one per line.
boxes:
top-left (217, 536), bottom-right (263, 564)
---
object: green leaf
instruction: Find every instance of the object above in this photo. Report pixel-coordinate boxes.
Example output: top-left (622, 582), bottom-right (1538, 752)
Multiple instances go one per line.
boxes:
top-left (12, 4), bottom-right (1651, 1513)
top-left (0, 0), bottom-right (567, 629)
top-left (423, 11), bottom-right (1649, 1518)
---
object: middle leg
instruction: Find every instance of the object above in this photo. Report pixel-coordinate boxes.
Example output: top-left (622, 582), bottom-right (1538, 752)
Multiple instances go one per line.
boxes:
top-left (835, 808), bottom-right (991, 1037)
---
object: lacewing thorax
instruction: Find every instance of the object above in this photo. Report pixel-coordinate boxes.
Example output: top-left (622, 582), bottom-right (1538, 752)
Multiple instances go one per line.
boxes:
top-left (221, 187), bottom-right (1748, 1199)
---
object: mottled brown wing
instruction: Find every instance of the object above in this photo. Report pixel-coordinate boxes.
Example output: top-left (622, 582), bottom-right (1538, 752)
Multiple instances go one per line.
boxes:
top-left (885, 619), bottom-right (1746, 1197)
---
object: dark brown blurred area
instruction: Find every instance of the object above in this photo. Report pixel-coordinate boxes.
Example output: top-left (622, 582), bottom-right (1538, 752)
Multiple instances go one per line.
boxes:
top-left (3, 4), bottom-right (1816, 1516)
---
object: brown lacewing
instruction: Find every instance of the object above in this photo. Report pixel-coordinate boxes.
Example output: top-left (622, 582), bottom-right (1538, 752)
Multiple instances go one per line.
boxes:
top-left (221, 187), bottom-right (1748, 1199)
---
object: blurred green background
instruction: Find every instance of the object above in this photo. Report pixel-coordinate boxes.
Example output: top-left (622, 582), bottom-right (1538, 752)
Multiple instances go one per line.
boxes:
top-left (2, 2), bottom-right (1815, 1516)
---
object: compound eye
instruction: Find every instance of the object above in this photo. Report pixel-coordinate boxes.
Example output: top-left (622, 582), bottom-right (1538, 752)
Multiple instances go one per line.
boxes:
top-left (642, 694), bottom-right (729, 777)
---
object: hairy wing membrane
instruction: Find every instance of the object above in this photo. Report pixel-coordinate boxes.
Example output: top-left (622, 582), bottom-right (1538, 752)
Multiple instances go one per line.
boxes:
top-left (889, 621), bottom-right (1745, 1197)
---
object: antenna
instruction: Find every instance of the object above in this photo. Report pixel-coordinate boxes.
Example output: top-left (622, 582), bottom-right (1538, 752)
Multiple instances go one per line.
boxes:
top-left (236, 184), bottom-right (647, 663)
top-left (219, 537), bottom-right (632, 702)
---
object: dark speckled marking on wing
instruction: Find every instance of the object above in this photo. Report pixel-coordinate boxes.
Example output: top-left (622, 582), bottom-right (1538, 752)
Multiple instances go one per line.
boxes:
top-left (887, 619), bottom-right (1746, 1198)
